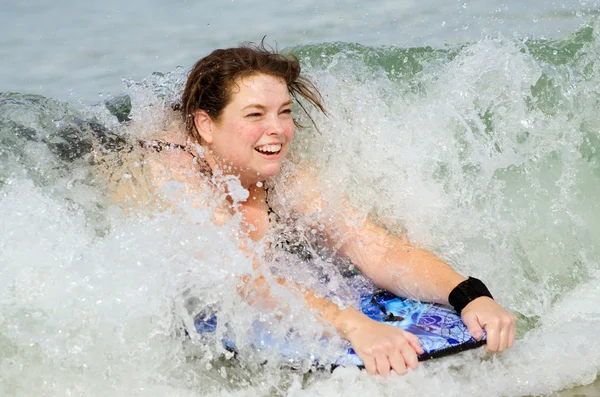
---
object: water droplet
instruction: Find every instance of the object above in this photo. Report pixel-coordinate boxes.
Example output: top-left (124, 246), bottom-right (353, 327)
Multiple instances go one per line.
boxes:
top-left (462, 2), bottom-right (467, 8)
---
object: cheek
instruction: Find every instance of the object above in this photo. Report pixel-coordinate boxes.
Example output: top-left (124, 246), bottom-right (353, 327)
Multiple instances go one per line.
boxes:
top-left (285, 122), bottom-right (295, 141)
top-left (240, 124), bottom-right (265, 144)
top-left (226, 123), bottom-right (261, 149)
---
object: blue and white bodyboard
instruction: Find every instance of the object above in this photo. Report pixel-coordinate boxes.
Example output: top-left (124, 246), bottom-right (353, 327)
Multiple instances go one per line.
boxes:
top-left (194, 291), bottom-right (486, 368)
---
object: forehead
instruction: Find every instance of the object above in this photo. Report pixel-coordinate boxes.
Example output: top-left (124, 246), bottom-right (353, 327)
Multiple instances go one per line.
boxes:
top-left (226, 73), bottom-right (290, 105)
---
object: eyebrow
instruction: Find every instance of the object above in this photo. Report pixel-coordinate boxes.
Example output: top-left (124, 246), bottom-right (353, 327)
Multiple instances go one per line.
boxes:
top-left (242, 100), bottom-right (293, 111)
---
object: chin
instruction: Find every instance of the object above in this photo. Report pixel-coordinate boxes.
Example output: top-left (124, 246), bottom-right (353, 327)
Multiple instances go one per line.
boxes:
top-left (258, 165), bottom-right (282, 180)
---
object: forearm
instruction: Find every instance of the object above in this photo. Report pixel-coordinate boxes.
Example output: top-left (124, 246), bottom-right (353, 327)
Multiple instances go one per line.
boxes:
top-left (339, 222), bottom-right (465, 305)
top-left (237, 272), bottom-right (363, 337)
top-left (378, 245), bottom-right (466, 305)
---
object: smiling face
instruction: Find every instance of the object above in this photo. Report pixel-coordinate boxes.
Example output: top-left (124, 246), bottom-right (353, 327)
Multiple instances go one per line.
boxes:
top-left (194, 73), bottom-right (295, 188)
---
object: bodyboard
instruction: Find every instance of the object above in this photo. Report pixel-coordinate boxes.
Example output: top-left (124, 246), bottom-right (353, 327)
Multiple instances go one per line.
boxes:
top-left (193, 290), bottom-right (485, 368)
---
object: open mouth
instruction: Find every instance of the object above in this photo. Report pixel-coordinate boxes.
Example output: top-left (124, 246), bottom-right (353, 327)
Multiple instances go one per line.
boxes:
top-left (254, 143), bottom-right (282, 156)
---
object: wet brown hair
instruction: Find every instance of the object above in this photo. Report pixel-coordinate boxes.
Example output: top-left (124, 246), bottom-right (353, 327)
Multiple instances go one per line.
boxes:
top-left (179, 40), bottom-right (326, 142)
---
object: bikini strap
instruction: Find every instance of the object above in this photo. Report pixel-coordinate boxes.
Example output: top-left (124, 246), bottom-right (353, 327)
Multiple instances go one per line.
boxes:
top-left (139, 138), bottom-right (216, 178)
top-left (138, 139), bottom-right (197, 157)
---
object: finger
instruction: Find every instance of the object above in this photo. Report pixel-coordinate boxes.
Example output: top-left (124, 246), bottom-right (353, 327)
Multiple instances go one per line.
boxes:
top-left (484, 324), bottom-right (500, 353)
top-left (507, 316), bottom-right (516, 349)
top-left (404, 331), bottom-right (424, 355)
top-left (500, 313), bottom-right (515, 351)
top-left (497, 328), bottom-right (508, 352)
top-left (462, 311), bottom-right (484, 341)
top-left (361, 355), bottom-right (377, 375)
top-left (388, 349), bottom-right (408, 375)
top-left (400, 344), bottom-right (419, 370)
top-left (500, 313), bottom-right (517, 352)
top-left (374, 355), bottom-right (391, 376)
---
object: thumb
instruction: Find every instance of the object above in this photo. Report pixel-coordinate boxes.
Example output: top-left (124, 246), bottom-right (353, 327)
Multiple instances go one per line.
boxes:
top-left (462, 310), bottom-right (484, 341)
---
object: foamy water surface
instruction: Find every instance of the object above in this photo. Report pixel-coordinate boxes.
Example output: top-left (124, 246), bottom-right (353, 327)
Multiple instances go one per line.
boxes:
top-left (2, 2), bottom-right (600, 396)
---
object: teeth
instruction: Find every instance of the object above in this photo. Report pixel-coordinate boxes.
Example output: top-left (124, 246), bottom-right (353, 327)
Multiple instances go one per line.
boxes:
top-left (255, 144), bottom-right (282, 153)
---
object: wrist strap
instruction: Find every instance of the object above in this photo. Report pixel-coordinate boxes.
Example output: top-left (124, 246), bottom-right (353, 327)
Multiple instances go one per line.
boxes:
top-left (448, 277), bottom-right (493, 314)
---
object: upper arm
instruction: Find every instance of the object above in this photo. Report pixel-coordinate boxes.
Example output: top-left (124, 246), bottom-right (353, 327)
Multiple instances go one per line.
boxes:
top-left (272, 165), bottom-right (411, 261)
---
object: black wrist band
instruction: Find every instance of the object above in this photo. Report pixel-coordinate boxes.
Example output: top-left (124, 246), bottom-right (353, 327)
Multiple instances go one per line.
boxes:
top-left (448, 277), bottom-right (494, 314)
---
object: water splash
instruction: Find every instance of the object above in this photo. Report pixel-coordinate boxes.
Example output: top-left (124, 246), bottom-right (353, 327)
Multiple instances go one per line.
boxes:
top-left (1, 22), bottom-right (600, 397)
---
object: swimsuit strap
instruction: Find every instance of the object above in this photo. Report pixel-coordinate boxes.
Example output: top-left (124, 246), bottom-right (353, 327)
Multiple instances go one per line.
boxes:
top-left (264, 186), bottom-right (276, 217)
top-left (139, 138), bottom-right (213, 176)
top-left (138, 139), bottom-right (197, 157)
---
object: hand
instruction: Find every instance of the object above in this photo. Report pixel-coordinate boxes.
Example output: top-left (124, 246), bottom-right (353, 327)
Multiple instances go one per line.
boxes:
top-left (339, 308), bottom-right (424, 376)
top-left (461, 297), bottom-right (516, 353)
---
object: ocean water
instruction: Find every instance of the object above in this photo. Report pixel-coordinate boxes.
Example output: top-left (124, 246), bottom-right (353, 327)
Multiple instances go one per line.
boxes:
top-left (2, 1), bottom-right (600, 397)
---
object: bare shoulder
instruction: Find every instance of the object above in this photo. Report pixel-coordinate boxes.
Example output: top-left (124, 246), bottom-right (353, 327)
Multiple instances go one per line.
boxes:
top-left (144, 147), bottom-right (201, 187)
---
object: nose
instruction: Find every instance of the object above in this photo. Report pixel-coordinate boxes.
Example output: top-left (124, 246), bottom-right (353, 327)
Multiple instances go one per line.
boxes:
top-left (267, 114), bottom-right (286, 136)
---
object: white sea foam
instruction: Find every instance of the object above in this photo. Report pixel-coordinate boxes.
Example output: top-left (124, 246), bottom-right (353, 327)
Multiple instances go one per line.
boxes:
top-left (1, 31), bottom-right (600, 397)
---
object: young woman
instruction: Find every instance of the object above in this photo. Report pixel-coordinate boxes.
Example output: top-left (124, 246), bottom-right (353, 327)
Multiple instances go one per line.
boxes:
top-left (126, 42), bottom-right (516, 376)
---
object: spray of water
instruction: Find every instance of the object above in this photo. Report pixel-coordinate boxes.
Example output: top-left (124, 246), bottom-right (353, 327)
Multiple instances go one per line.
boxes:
top-left (1, 22), bottom-right (600, 397)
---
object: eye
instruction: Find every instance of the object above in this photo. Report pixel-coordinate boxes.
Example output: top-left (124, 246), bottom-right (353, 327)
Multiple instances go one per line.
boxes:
top-left (280, 108), bottom-right (293, 115)
top-left (246, 112), bottom-right (262, 118)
